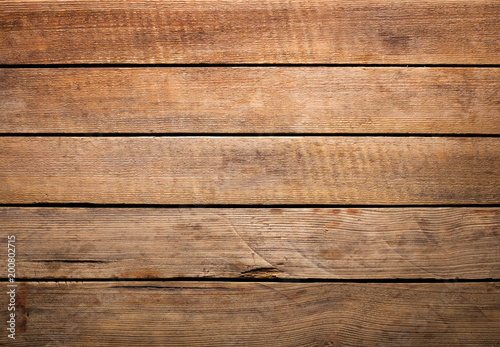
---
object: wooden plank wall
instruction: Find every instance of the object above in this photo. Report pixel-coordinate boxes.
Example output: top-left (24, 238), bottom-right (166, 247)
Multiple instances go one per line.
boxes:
top-left (0, 1), bottom-right (499, 345)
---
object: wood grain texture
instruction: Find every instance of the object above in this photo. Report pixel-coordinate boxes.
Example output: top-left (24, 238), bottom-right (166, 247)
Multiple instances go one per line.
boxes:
top-left (1, 0), bottom-right (499, 64)
top-left (1, 281), bottom-right (499, 346)
top-left (1, 207), bottom-right (499, 280)
top-left (1, 137), bottom-right (498, 204)
top-left (1, 67), bottom-right (499, 134)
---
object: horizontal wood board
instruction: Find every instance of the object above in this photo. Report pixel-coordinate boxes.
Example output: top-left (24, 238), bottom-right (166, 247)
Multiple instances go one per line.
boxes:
top-left (2, 1), bottom-right (499, 344)
top-left (1, 67), bottom-right (499, 134)
top-left (1, 137), bottom-right (498, 204)
top-left (1, 281), bottom-right (499, 346)
top-left (1, 0), bottom-right (499, 64)
top-left (1, 207), bottom-right (499, 280)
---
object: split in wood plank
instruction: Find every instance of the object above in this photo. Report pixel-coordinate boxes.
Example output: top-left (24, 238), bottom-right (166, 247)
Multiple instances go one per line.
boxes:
top-left (1, 207), bottom-right (499, 280)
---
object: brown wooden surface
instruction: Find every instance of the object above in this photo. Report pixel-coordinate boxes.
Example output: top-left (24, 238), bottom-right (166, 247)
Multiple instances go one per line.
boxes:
top-left (1, 281), bottom-right (499, 346)
top-left (1, 1), bottom-right (499, 65)
top-left (1, 67), bottom-right (499, 134)
top-left (1, 207), bottom-right (499, 280)
top-left (1, 1), bottom-right (499, 344)
top-left (1, 137), bottom-right (498, 204)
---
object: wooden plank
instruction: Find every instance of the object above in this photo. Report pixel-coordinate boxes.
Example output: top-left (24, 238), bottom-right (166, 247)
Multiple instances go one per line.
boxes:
top-left (1, 281), bottom-right (499, 345)
top-left (1, 1), bottom-right (499, 65)
top-left (1, 67), bottom-right (499, 134)
top-left (1, 207), bottom-right (499, 280)
top-left (0, 137), bottom-right (498, 204)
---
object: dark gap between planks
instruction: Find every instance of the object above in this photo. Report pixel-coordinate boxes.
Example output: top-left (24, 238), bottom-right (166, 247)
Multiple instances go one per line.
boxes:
top-left (1, 203), bottom-right (499, 208)
top-left (1, 134), bottom-right (499, 137)
top-left (1, 63), bottom-right (500, 68)
top-left (2, 278), bottom-right (500, 284)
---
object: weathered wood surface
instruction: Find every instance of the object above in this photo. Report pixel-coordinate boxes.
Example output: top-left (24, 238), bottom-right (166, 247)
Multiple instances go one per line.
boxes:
top-left (1, 281), bottom-right (499, 346)
top-left (1, 207), bottom-right (499, 280)
top-left (1, 137), bottom-right (498, 204)
top-left (1, 67), bottom-right (499, 134)
top-left (1, 1), bottom-right (499, 65)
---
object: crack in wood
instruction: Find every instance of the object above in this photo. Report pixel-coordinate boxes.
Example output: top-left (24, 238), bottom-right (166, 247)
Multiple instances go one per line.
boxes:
top-left (32, 260), bottom-right (109, 264)
top-left (240, 267), bottom-right (282, 279)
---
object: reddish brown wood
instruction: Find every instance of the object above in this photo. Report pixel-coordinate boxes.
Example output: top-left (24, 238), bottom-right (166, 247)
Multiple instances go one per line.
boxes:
top-left (1, 67), bottom-right (499, 134)
top-left (1, 137), bottom-right (498, 204)
top-left (1, 1), bottom-right (499, 64)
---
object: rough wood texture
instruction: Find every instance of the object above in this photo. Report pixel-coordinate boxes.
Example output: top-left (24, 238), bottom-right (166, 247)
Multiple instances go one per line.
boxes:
top-left (1, 1), bottom-right (499, 64)
top-left (1, 137), bottom-right (498, 204)
top-left (1, 67), bottom-right (499, 134)
top-left (1, 207), bottom-right (499, 280)
top-left (1, 281), bottom-right (499, 346)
